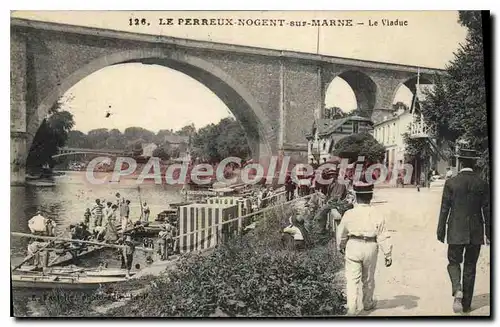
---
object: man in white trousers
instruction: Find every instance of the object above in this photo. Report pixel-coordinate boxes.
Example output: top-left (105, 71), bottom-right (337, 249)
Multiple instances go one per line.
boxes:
top-left (337, 182), bottom-right (393, 315)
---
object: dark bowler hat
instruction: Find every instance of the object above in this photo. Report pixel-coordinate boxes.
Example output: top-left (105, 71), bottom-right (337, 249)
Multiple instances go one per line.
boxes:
top-left (353, 182), bottom-right (374, 194)
top-left (457, 148), bottom-right (480, 160)
top-left (323, 168), bottom-right (338, 176)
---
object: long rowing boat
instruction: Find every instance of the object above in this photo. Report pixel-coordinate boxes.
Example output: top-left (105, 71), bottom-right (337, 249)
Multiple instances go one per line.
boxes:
top-left (16, 265), bottom-right (136, 277)
top-left (11, 273), bottom-right (129, 290)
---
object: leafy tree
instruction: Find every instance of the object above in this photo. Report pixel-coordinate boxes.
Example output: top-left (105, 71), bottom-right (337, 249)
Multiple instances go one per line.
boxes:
top-left (191, 117), bottom-right (251, 163)
top-left (332, 132), bottom-right (385, 164)
top-left (421, 11), bottom-right (489, 180)
top-left (154, 129), bottom-right (174, 144)
top-left (87, 128), bottom-right (110, 149)
top-left (152, 147), bottom-right (170, 160)
top-left (131, 140), bottom-right (144, 157)
top-left (216, 118), bottom-right (251, 160)
top-left (392, 101), bottom-right (409, 111)
top-left (192, 123), bottom-right (220, 163)
top-left (66, 130), bottom-right (89, 148)
top-left (324, 107), bottom-right (362, 120)
top-left (26, 97), bottom-right (75, 171)
top-left (175, 123), bottom-right (196, 136)
top-left (105, 129), bottom-right (126, 149)
top-left (124, 127), bottom-right (155, 143)
top-left (401, 132), bottom-right (433, 168)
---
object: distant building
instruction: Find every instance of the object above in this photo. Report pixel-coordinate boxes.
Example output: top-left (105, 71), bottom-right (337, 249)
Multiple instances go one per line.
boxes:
top-left (141, 143), bottom-right (158, 157)
top-left (305, 115), bottom-right (373, 164)
top-left (373, 106), bottom-right (413, 168)
top-left (163, 135), bottom-right (190, 148)
top-left (163, 134), bottom-right (191, 161)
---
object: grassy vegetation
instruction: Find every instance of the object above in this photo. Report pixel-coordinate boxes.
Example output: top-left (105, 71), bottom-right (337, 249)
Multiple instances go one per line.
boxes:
top-left (12, 205), bottom-right (346, 317)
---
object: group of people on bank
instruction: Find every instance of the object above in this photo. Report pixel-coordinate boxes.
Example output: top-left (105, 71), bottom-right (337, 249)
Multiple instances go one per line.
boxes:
top-left (25, 192), bottom-right (147, 277)
top-left (281, 168), bottom-right (356, 250)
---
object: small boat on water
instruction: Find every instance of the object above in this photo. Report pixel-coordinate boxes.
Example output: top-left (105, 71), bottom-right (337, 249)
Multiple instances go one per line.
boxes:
top-left (15, 265), bottom-right (136, 278)
top-left (11, 273), bottom-right (130, 290)
top-left (26, 180), bottom-right (56, 187)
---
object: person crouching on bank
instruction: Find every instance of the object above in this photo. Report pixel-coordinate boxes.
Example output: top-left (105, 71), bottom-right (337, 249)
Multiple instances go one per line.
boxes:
top-left (336, 182), bottom-right (393, 315)
top-left (282, 215), bottom-right (311, 251)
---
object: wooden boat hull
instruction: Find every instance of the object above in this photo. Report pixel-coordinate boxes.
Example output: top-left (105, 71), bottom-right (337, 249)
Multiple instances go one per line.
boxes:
top-left (11, 274), bottom-right (127, 290)
top-left (48, 245), bottom-right (104, 267)
top-left (15, 266), bottom-right (134, 278)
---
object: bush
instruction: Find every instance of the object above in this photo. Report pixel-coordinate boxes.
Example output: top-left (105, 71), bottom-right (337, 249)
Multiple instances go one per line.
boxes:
top-left (42, 289), bottom-right (99, 317)
top-left (107, 208), bottom-right (346, 317)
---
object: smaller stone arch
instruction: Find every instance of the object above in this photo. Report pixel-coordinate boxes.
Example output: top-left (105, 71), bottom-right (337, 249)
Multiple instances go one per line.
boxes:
top-left (324, 70), bottom-right (378, 118)
top-left (389, 74), bottom-right (434, 110)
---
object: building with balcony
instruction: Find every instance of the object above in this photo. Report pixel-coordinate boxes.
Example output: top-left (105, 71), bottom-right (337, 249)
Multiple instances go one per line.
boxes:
top-left (373, 106), bottom-right (413, 168)
top-left (374, 85), bottom-right (450, 182)
top-left (305, 115), bottom-right (373, 164)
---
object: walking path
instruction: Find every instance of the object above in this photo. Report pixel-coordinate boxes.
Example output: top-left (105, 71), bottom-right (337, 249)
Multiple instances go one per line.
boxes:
top-left (365, 187), bottom-right (490, 316)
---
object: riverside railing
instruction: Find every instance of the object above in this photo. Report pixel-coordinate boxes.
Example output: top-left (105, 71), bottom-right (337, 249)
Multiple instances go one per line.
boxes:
top-left (173, 190), bottom-right (323, 254)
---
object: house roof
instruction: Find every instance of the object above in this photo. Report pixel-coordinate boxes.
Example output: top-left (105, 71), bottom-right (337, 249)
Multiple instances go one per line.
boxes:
top-left (142, 142), bottom-right (158, 148)
top-left (163, 135), bottom-right (190, 144)
top-left (305, 115), bottom-right (373, 139)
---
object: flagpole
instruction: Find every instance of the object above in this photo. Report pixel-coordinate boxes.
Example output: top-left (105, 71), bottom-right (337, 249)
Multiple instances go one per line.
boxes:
top-left (410, 67), bottom-right (420, 114)
top-left (315, 22), bottom-right (321, 120)
top-left (316, 24), bottom-right (320, 54)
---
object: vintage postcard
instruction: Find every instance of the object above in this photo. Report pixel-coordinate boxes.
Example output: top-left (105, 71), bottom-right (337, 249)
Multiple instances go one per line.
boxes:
top-left (10, 10), bottom-right (490, 317)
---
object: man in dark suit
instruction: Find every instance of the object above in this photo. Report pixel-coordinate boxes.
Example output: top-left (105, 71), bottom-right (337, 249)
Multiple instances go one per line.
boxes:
top-left (326, 169), bottom-right (347, 201)
top-left (437, 151), bottom-right (490, 314)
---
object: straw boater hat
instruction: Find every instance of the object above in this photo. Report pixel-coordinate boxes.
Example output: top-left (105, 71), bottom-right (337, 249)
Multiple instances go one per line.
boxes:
top-left (457, 148), bottom-right (480, 160)
top-left (353, 181), bottom-right (374, 194)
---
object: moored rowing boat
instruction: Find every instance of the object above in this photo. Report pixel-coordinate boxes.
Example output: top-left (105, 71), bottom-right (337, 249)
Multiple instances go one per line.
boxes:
top-left (11, 273), bottom-right (128, 290)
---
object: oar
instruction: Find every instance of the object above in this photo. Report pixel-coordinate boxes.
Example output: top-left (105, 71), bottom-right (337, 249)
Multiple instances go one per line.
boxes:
top-left (12, 241), bottom-right (54, 271)
top-left (137, 186), bottom-right (144, 220)
top-left (11, 232), bottom-right (153, 252)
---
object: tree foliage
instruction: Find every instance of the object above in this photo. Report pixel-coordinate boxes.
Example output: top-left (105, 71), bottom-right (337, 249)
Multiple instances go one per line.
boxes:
top-left (332, 132), bottom-right (386, 164)
top-left (402, 132), bottom-right (430, 163)
top-left (152, 146), bottom-right (170, 160)
top-left (26, 97), bottom-right (75, 171)
top-left (392, 101), bottom-right (409, 111)
top-left (175, 123), bottom-right (196, 136)
top-left (64, 118), bottom-right (250, 163)
top-left (421, 11), bottom-right (489, 180)
top-left (324, 107), bottom-right (362, 120)
top-left (191, 117), bottom-right (251, 163)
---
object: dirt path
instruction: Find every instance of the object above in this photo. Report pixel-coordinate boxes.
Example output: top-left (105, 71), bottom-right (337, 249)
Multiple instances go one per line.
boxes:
top-left (363, 187), bottom-right (490, 316)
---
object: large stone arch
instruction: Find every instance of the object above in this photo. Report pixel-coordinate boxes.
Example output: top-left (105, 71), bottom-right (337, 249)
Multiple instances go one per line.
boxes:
top-left (323, 70), bottom-right (378, 118)
top-left (26, 48), bottom-right (274, 161)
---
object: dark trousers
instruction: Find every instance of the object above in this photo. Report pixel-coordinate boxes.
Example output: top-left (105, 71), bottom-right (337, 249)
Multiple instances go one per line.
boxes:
top-left (447, 244), bottom-right (481, 309)
top-left (286, 190), bottom-right (294, 202)
top-left (121, 253), bottom-right (134, 270)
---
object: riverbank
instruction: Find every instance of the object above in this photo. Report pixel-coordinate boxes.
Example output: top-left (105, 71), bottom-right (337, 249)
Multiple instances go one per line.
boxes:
top-left (12, 207), bottom-right (346, 317)
top-left (14, 187), bottom-right (489, 317)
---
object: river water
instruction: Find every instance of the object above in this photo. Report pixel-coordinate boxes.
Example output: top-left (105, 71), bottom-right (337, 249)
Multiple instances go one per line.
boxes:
top-left (10, 171), bottom-right (184, 267)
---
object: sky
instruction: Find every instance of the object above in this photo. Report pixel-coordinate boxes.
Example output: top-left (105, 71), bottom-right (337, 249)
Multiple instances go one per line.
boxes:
top-left (12, 11), bottom-right (468, 133)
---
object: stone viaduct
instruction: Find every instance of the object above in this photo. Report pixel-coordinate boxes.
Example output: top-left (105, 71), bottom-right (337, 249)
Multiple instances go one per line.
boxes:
top-left (11, 18), bottom-right (444, 185)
